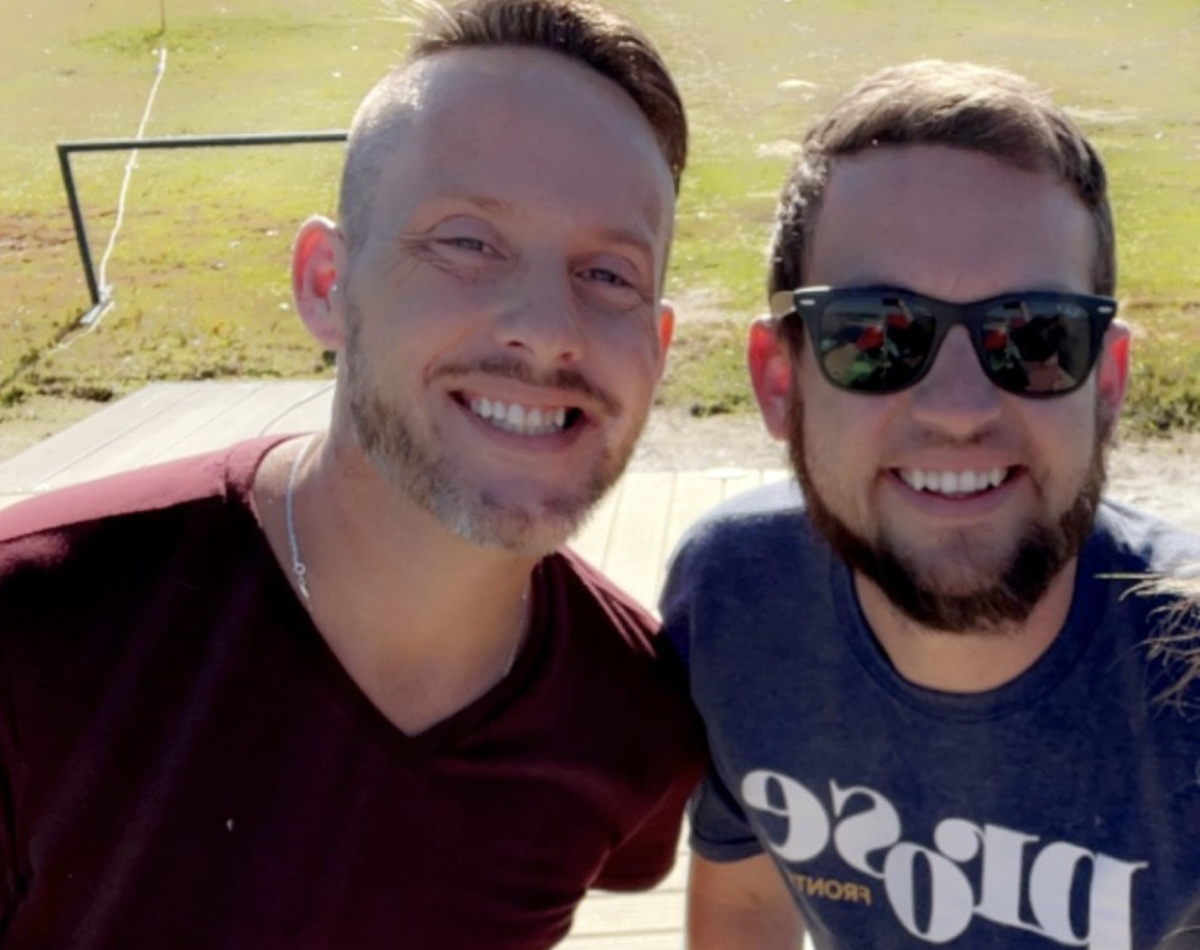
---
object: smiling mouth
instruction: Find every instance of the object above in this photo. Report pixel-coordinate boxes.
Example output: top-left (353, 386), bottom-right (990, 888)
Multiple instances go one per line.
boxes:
top-left (897, 467), bottom-right (1014, 498)
top-left (467, 397), bottom-right (583, 437)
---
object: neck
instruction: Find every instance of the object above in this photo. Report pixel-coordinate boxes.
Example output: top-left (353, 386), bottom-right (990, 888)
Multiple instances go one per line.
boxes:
top-left (255, 431), bottom-right (539, 734)
top-left (854, 559), bottom-right (1080, 693)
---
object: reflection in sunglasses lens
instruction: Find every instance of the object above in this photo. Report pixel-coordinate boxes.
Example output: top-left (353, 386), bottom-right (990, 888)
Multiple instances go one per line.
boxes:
top-left (820, 295), bottom-right (1096, 396)
top-left (820, 297), bottom-right (936, 392)
top-left (986, 302), bottom-right (1090, 394)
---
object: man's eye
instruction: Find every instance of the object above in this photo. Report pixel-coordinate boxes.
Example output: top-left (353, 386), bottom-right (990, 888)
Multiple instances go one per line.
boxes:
top-left (583, 268), bottom-right (632, 287)
top-left (439, 237), bottom-right (490, 254)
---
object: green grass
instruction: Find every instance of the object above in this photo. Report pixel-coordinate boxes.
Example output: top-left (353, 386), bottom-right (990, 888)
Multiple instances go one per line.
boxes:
top-left (2, 0), bottom-right (1197, 434)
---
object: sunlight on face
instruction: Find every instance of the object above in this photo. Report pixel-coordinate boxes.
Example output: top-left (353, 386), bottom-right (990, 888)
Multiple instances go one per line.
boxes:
top-left (337, 49), bottom-right (675, 555)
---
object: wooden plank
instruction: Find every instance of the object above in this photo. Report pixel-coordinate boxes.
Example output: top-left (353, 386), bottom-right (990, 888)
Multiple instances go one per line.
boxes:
top-left (563, 932), bottom-right (683, 949)
top-left (666, 471), bottom-right (734, 541)
top-left (253, 379), bottom-right (335, 434)
top-left (569, 479), bottom-right (625, 572)
top-left (568, 890), bottom-right (684, 935)
top-left (0, 381), bottom-right (336, 495)
top-left (31, 382), bottom-right (273, 490)
top-left (0, 383), bottom-right (203, 492)
top-left (717, 468), bottom-right (770, 502)
top-left (600, 470), bottom-right (676, 609)
top-left (157, 379), bottom-right (333, 458)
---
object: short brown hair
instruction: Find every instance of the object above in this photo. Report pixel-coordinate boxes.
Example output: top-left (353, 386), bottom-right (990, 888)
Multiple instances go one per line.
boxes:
top-left (768, 60), bottom-right (1115, 301)
top-left (339, 0), bottom-right (685, 251)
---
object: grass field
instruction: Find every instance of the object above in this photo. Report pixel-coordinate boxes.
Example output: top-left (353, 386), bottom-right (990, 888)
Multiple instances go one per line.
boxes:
top-left (2, 0), bottom-right (1197, 434)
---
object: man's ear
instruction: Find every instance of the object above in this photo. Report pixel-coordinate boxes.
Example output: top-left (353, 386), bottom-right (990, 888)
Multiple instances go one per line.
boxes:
top-left (747, 317), bottom-right (795, 441)
top-left (292, 215), bottom-right (348, 351)
top-left (1096, 318), bottom-right (1131, 441)
top-left (653, 300), bottom-right (676, 379)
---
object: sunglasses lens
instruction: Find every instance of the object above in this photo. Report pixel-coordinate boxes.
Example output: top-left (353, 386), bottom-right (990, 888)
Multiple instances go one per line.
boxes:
top-left (980, 300), bottom-right (1097, 395)
top-left (815, 292), bottom-right (937, 392)
top-left (800, 289), bottom-right (1109, 396)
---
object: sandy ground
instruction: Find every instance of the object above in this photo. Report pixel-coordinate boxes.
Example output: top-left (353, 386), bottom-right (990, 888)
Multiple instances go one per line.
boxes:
top-left (2, 394), bottom-right (1198, 534)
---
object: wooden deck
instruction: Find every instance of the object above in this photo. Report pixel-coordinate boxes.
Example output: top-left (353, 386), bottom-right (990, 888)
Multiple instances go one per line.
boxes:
top-left (0, 380), bottom-right (791, 950)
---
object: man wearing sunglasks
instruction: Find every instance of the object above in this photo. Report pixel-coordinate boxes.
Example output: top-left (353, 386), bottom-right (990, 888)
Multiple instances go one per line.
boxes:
top-left (663, 60), bottom-right (1200, 949)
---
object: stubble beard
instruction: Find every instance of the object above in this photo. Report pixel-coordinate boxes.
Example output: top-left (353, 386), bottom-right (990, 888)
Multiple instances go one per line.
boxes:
top-left (344, 313), bottom-right (641, 557)
top-left (786, 395), bottom-right (1108, 634)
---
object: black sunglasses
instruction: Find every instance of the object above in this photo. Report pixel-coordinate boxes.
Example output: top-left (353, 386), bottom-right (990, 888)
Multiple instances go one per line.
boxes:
top-left (770, 285), bottom-right (1118, 398)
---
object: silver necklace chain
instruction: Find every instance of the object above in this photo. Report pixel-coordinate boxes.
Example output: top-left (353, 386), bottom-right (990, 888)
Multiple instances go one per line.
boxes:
top-left (284, 432), bottom-right (528, 679)
top-left (286, 433), bottom-right (317, 606)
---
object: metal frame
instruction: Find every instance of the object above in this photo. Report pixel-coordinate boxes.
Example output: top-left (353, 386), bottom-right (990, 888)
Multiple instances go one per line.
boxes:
top-left (57, 131), bottom-right (348, 308)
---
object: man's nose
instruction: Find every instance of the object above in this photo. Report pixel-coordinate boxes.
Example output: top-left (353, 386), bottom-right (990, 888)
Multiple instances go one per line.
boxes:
top-left (490, 271), bottom-right (586, 365)
top-left (908, 326), bottom-right (1004, 436)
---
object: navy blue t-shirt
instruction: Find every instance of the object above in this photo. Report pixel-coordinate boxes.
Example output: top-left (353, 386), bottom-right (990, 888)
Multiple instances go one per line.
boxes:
top-left (665, 482), bottom-right (1200, 950)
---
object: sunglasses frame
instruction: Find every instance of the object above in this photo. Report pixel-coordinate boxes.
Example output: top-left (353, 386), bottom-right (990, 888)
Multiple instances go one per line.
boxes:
top-left (769, 285), bottom-right (1119, 398)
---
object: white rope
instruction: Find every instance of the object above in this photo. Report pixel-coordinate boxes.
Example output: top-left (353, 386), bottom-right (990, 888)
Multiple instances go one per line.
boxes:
top-left (80, 46), bottom-right (169, 330)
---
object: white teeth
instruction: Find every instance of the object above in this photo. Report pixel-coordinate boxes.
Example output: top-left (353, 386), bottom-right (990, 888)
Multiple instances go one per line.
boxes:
top-left (899, 468), bottom-right (1008, 497)
top-left (468, 397), bottom-right (570, 436)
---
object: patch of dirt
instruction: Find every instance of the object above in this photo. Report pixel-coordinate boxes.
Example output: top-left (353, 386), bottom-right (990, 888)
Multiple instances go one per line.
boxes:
top-left (1105, 431), bottom-right (1200, 535)
top-left (0, 394), bottom-right (102, 464)
top-left (633, 407), bottom-right (787, 471)
top-left (0, 214), bottom-right (76, 252)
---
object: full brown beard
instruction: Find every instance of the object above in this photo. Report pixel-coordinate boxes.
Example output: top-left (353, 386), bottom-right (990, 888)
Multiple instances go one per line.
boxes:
top-left (786, 394), bottom-right (1108, 633)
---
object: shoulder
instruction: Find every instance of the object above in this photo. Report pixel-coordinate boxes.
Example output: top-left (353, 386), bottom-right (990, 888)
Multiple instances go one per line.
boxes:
top-left (537, 546), bottom-right (708, 762)
top-left (1091, 499), bottom-right (1200, 577)
top-left (664, 477), bottom-right (818, 600)
top-left (535, 546), bottom-right (706, 748)
top-left (674, 476), bottom-right (804, 554)
top-left (695, 476), bottom-right (806, 530)
top-left (542, 549), bottom-right (661, 655)
top-left (0, 437), bottom-right (285, 570)
top-left (660, 479), bottom-right (845, 668)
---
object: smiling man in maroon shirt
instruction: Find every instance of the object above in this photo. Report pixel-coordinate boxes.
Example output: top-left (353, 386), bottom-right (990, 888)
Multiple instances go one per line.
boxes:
top-left (0, 2), bottom-right (704, 947)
